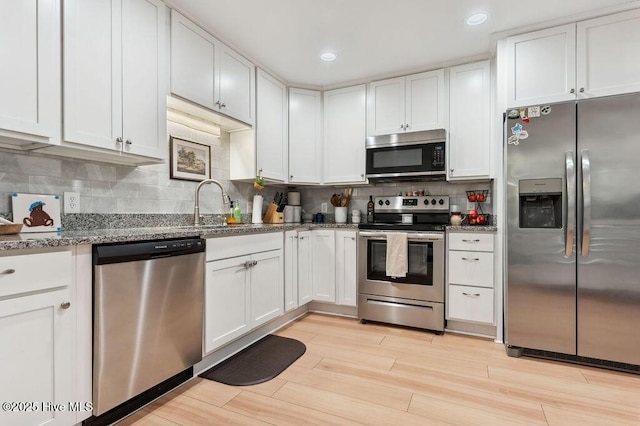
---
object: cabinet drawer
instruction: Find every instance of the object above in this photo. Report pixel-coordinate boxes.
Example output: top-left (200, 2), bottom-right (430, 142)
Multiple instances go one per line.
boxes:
top-left (448, 285), bottom-right (494, 324)
top-left (0, 250), bottom-right (72, 298)
top-left (206, 232), bottom-right (283, 261)
top-left (448, 251), bottom-right (494, 288)
top-left (449, 232), bottom-right (494, 252)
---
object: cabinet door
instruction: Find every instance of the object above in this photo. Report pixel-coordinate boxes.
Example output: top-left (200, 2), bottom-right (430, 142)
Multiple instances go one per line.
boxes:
top-left (323, 85), bottom-right (367, 184)
top-left (405, 70), bottom-right (445, 132)
top-left (204, 256), bottom-right (251, 353)
top-left (250, 250), bottom-right (284, 328)
top-left (64, 0), bottom-right (121, 151)
top-left (297, 231), bottom-right (313, 305)
top-left (506, 24), bottom-right (576, 108)
top-left (216, 44), bottom-right (255, 125)
top-left (170, 9), bottom-right (216, 109)
top-left (577, 9), bottom-right (640, 98)
top-left (121, 0), bottom-right (166, 159)
top-left (284, 231), bottom-right (299, 312)
top-left (0, 288), bottom-right (74, 426)
top-left (289, 88), bottom-right (322, 183)
top-left (335, 231), bottom-right (357, 306)
top-left (0, 0), bottom-right (60, 145)
top-left (311, 230), bottom-right (336, 302)
top-left (367, 77), bottom-right (405, 136)
top-left (256, 70), bottom-right (288, 182)
top-left (448, 285), bottom-right (494, 324)
top-left (448, 61), bottom-right (492, 180)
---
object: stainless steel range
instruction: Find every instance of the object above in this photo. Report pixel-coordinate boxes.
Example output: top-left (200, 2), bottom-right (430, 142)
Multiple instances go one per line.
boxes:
top-left (358, 195), bottom-right (448, 333)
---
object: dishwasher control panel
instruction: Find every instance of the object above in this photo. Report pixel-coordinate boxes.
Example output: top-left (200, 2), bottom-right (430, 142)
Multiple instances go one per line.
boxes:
top-left (94, 238), bottom-right (205, 265)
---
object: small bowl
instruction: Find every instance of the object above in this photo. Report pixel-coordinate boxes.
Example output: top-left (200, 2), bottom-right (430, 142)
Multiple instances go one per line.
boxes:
top-left (0, 223), bottom-right (23, 235)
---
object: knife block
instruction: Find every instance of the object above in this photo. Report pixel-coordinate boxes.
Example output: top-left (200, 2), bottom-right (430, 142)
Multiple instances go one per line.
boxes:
top-left (262, 203), bottom-right (284, 224)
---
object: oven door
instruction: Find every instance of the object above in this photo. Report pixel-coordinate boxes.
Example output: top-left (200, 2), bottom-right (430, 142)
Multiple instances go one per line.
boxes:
top-left (358, 231), bottom-right (444, 303)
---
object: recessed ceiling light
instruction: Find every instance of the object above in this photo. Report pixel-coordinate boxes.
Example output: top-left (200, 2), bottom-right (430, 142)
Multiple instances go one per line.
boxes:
top-left (320, 52), bottom-right (337, 62)
top-left (466, 12), bottom-right (489, 26)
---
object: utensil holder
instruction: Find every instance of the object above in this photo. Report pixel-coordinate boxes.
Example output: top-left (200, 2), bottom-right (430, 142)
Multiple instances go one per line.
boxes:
top-left (263, 203), bottom-right (284, 224)
top-left (335, 207), bottom-right (347, 224)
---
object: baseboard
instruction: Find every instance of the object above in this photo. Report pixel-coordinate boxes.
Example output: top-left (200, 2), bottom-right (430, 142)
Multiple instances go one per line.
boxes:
top-left (445, 319), bottom-right (497, 339)
top-left (308, 301), bottom-right (358, 317)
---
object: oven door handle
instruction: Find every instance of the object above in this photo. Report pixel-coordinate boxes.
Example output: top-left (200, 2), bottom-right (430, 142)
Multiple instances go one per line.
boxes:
top-left (358, 231), bottom-right (444, 241)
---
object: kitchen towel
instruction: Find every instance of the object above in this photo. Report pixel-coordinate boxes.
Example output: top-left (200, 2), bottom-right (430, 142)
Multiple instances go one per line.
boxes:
top-left (386, 232), bottom-right (408, 278)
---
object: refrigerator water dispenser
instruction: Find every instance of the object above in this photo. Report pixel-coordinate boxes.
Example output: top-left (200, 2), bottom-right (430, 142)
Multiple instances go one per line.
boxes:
top-left (518, 178), bottom-right (562, 228)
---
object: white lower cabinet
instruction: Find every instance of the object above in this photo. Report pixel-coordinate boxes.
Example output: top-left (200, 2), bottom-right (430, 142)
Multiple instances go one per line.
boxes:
top-left (447, 232), bottom-right (495, 325)
top-left (297, 231), bottom-right (313, 305)
top-left (204, 234), bottom-right (283, 353)
top-left (310, 229), bottom-right (357, 306)
top-left (284, 230), bottom-right (299, 312)
top-left (0, 248), bottom-right (76, 426)
top-left (311, 230), bottom-right (336, 302)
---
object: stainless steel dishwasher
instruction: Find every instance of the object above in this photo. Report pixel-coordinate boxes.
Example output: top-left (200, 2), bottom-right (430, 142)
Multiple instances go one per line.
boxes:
top-left (92, 238), bottom-right (205, 417)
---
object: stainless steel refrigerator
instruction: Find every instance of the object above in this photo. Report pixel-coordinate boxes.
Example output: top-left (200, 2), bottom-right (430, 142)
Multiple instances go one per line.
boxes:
top-left (505, 92), bottom-right (640, 366)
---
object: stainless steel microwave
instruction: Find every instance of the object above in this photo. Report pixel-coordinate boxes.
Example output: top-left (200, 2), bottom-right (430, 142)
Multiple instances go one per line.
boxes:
top-left (365, 129), bottom-right (446, 182)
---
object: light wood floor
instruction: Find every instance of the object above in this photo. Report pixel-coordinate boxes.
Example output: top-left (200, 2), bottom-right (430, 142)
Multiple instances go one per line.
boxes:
top-left (119, 313), bottom-right (640, 425)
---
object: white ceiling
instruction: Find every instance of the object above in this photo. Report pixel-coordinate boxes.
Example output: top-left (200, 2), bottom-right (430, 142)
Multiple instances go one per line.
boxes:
top-left (167, 0), bottom-right (639, 88)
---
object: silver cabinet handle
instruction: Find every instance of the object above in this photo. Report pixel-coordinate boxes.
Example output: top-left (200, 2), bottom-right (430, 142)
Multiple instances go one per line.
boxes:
top-left (1, 269), bottom-right (16, 274)
top-left (570, 88), bottom-right (575, 94)
top-left (462, 292), bottom-right (480, 297)
top-left (405, 123), bottom-right (410, 129)
top-left (400, 124), bottom-right (405, 129)
top-left (361, 174), bottom-right (364, 178)
top-left (565, 151), bottom-right (576, 257)
top-left (243, 261), bottom-right (252, 268)
top-left (450, 168), bottom-right (454, 174)
top-left (215, 100), bottom-right (221, 107)
top-left (579, 88), bottom-right (585, 93)
top-left (125, 139), bottom-right (132, 145)
top-left (116, 137), bottom-right (123, 144)
top-left (461, 257), bottom-right (479, 261)
top-left (462, 239), bottom-right (480, 243)
top-left (290, 175), bottom-right (294, 180)
top-left (252, 260), bottom-right (257, 266)
top-left (60, 302), bottom-right (71, 309)
top-left (581, 150), bottom-right (591, 257)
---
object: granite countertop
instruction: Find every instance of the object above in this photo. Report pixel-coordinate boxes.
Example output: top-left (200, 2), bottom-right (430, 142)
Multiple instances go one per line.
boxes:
top-left (0, 223), bottom-right (359, 251)
top-left (447, 225), bottom-right (497, 232)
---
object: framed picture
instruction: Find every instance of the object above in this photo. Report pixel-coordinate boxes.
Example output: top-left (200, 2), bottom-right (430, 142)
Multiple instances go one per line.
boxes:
top-left (12, 193), bottom-right (62, 233)
top-left (170, 136), bottom-right (211, 181)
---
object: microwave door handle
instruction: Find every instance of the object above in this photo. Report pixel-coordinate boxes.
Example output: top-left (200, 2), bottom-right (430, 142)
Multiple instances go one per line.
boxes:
top-left (565, 151), bottom-right (575, 257)
top-left (581, 149), bottom-right (591, 257)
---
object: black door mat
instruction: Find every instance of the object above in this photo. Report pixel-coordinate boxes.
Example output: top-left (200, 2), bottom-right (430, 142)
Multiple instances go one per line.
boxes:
top-left (199, 334), bottom-right (306, 386)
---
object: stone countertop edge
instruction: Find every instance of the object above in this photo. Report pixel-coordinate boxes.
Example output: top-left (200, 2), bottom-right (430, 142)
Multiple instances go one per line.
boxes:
top-left (0, 223), bottom-right (359, 251)
top-left (447, 225), bottom-right (497, 232)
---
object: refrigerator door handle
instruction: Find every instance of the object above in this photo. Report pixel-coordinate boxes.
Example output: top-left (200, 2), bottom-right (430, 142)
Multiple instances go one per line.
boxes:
top-left (581, 150), bottom-right (591, 257)
top-left (565, 151), bottom-right (576, 257)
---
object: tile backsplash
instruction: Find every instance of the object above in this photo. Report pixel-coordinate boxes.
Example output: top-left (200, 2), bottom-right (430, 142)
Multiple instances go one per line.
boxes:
top-left (1, 102), bottom-right (493, 227)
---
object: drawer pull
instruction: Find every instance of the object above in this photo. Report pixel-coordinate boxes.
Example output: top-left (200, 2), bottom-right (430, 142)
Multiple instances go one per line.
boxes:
top-left (462, 292), bottom-right (481, 297)
top-left (462, 239), bottom-right (480, 243)
top-left (461, 257), bottom-right (479, 261)
top-left (1, 269), bottom-right (16, 274)
top-left (60, 302), bottom-right (71, 310)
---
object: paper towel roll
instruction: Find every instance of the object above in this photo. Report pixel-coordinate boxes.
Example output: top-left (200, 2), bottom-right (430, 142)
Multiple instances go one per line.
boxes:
top-left (287, 191), bottom-right (300, 206)
top-left (252, 195), bottom-right (263, 224)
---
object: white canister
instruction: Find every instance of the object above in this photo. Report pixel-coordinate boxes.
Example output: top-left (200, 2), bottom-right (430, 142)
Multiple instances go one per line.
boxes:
top-left (352, 209), bottom-right (361, 224)
top-left (287, 191), bottom-right (301, 206)
top-left (283, 205), bottom-right (295, 223)
top-left (292, 206), bottom-right (301, 223)
top-left (335, 206), bottom-right (348, 224)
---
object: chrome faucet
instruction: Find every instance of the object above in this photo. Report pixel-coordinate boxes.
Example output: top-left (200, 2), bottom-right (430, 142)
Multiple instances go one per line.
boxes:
top-left (194, 179), bottom-right (230, 226)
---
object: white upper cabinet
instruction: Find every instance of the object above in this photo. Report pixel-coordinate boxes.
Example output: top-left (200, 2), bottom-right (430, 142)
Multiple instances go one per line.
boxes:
top-left (0, 0), bottom-right (60, 148)
top-left (368, 70), bottom-right (445, 136)
top-left (323, 84), bottom-right (367, 184)
top-left (506, 24), bottom-right (576, 108)
top-left (576, 9), bottom-right (640, 98)
top-left (289, 88), bottom-right (322, 184)
top-left (63, 0), bottom-right (166, 162)
top-left (217, 44), bottom-right (255, 125)
top-left (170, 9), bottom-right (215, 109)
top-left (256, 69), bottom-right (288, 182)
top-left (170, 10), bottom-right (255, 126)
top-left (448, 60), bottom-right (492, 180)
top-left (506, 9), bottom-right (640, 108)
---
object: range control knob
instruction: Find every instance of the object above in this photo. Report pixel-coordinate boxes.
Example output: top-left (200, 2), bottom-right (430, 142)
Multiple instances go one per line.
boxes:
top-left (431, 199), bottom-right (437, 205)
top-left (423, 199), bottom-right (429, 205)
top-left (385, 200), bottom-right (390, 206)
top-left (378, 200), bottom-right (384, 206)
top-left (439, 199), bottom-right (445, 205)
